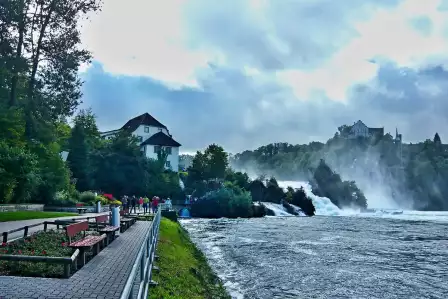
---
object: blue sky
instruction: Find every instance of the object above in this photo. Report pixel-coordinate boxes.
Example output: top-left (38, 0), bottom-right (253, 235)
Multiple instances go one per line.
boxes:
top-left (79, 0), bottom-right (448, 153)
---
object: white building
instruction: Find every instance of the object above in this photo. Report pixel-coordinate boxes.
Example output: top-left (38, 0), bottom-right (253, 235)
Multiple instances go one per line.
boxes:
top-left (347, 120), bottom-right (384, 139)
top-left (100, 113), bottom-right (181, 172)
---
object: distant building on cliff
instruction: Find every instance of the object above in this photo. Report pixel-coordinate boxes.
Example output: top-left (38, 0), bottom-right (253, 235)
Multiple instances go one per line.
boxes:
top-left (347, 120), bottom-right (385, 139)
top-left (100, 113), bottom-right (181, 172)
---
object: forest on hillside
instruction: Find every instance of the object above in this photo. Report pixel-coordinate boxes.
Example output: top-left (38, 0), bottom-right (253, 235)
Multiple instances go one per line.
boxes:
top-left (227, 126), bottom-right (448, 211)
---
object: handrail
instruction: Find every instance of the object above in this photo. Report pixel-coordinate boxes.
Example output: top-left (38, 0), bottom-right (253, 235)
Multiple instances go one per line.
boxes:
top-left (120, 209), bottom-right (162, 299)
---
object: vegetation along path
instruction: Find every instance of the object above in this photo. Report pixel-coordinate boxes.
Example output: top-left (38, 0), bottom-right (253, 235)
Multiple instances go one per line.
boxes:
top-left (149, 218), bottom-right (230, 299)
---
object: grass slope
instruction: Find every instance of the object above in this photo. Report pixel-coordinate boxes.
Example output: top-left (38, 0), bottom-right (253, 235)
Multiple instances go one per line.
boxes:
top-left (149, 218), bottom-right (230, 299)
top-left (0, 211), bottom-right (78, 222)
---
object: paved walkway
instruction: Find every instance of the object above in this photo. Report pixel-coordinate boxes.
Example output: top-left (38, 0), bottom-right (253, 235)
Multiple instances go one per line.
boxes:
top-left (0, 220), bottom-right (152, 299)
top-left (1, 212), bottom-right (109, 242)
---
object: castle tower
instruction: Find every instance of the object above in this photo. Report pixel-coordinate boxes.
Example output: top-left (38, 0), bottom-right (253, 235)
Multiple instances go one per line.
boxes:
top-left (395, 128), bottom-right (403, 168)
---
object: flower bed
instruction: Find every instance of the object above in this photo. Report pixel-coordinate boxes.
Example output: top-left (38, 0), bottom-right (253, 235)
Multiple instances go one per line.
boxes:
top-left (0, 229), bottom-right (99, 278)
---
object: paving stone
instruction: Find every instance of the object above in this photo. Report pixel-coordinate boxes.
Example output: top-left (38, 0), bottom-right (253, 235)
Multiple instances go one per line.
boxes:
top-left (0, 221), bottom-right (152, 299)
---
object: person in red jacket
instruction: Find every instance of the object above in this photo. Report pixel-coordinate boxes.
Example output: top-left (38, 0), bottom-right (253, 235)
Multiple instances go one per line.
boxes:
top-left (138, 197), bottom-right (143, 212)
top-left (152, 196), bottom-right (159, 213)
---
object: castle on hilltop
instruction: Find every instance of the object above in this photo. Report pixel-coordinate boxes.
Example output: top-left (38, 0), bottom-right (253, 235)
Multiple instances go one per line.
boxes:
top-left (346, 120), bottom-right (402, 144)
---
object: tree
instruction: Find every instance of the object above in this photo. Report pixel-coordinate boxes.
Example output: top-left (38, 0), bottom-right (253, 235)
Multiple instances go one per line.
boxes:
top-left (0, 141), bottom-right (40, 203)
top-left (1, 0), bottom-right (102, 140)
top-left (204, 144), bottom-right (228, 180)
top-left (67, 123), bottom-right (91, 191)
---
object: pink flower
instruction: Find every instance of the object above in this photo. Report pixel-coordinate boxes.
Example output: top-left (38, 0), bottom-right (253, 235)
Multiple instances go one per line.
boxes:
top-left (1, 243), bottom-right (6, 247)
top-left (61, 242), bottom-right (66, 247)
top-left (18, 250), bottom-right (22, 254)
top-left (42, 250), bottom-right (46, 255)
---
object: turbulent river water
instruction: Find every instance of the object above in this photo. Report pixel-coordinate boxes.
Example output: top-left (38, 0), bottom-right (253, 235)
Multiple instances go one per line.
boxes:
top-left (180, 181), bottom-right (448, 299)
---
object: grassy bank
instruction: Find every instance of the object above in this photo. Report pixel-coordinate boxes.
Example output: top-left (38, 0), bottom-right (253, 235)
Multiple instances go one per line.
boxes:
top-left (149, 218), bottom-right (230, 299)
top-left (0, 211), bottom-right (77, 222)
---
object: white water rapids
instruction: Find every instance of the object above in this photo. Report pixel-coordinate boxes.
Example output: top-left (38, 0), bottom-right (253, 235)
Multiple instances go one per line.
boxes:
top-left (271, 180), bottom-right (448, 222)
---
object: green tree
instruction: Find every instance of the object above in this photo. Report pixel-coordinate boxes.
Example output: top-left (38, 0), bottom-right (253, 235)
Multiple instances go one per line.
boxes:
top-left (0, 141), bottom-right (40, 203)
top-left (67, 123), bottom-right (91, 191)
top-left (204, 144), bottom-right (228, 180)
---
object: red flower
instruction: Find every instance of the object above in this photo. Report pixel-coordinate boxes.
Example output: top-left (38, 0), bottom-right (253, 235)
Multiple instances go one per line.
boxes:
top-left (1, 243), bottom-right (6, 247)
top-left (31, 250), bottom-right (35, 255)
top-left (18, 250), bottom-right (22, 254)
top-left (42, 250), bottom-right (46, 255)
top-left (61, 242), bottom-right (66, 247)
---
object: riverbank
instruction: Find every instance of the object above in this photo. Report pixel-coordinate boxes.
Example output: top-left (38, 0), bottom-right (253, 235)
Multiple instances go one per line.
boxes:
top-left (149, 218), bottom-right (230, 299)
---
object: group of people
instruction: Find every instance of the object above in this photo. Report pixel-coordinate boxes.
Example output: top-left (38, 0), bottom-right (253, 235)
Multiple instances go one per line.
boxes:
top-left (121, 195), bottom-right (172, 214)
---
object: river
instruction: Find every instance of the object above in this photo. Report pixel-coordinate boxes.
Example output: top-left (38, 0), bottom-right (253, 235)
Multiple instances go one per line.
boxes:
top-left (180, 181), bottom-right (448, 299)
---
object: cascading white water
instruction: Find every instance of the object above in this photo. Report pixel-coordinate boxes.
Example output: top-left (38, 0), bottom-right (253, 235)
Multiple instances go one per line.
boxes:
top-left (262, 202), bottom-right (294, 216)
top-left (277, 180), bottom-right (357, 216)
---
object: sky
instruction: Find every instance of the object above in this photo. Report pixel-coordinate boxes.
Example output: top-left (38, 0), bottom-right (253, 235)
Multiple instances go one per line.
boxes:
top-left (79, 0), bottom-right (448, 153)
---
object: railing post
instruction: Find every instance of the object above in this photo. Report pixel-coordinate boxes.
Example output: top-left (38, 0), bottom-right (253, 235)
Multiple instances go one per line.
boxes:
top-left (2, 232), bottom-right (8, 243)
top-left (146, 236), bottom-right (150, 258)
top-left (140, 255), bottom-right (145, 282)
top-left (44, 222), bottom-right (48, 231)
top-left (23, 226), bottom-right (28, 238)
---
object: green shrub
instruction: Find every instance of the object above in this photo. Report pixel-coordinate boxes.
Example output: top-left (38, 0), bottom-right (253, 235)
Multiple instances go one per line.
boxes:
top-left (190, 186), bottom-right (253, 218)
top-left (79, 191), bottom-right (96, 205)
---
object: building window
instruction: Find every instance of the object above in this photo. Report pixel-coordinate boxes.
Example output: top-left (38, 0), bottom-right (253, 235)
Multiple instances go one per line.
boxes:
top-left (158, 128), bottom-right (163, 132)
top-left (154, 145), bottom-right (161, 153)
top-left (165, 161), bottom-right (171, 168)
top-left (137, 136), bottom-right (143, 142)
top-left (144, 126), bottom-right (149, 133)
top-left (165, 147), bottom-right (172, 155)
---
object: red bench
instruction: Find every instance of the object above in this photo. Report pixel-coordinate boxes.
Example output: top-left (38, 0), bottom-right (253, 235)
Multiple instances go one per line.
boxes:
top-left (75, 203), bottom-right (87, 214)
top-left (95, 215), bottom-right (120, 245)
top-left (66, 221), bottom-right (106, 266)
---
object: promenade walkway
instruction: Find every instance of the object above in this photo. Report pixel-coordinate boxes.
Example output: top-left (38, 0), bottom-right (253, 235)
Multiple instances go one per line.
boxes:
top-left (1, 212), bottom-right (109, 242)
top-left (0, 220), bottom-right (152, 299)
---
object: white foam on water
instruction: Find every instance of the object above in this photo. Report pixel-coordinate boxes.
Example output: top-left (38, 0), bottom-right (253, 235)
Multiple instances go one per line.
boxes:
top-left (277, 180), bottom-right (448, 222)
top-left (277, 180), bottom-right (355, 216)
top-left (262, 202), bottom-right (294, 216)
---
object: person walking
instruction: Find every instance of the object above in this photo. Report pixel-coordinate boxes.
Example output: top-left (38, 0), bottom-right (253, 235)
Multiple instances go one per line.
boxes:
top-left (143, 196), bottom-right (149, 214)
top-left (122, 195), bottom-right (128, 211)
top-left (138, 197), bottom-right (143, 212)
top-left (152, 196), bottom-right (159, 213)
top-left (130, 195), bottom-right (137, 214)
top-left (165, 197), bottom-right (172, 211)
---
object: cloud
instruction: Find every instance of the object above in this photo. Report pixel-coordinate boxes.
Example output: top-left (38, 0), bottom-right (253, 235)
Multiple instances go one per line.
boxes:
top-left (80, 0), bottom-right (448, 152)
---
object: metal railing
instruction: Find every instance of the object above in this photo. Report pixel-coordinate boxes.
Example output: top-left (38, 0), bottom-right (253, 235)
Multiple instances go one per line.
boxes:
top-left (120, 208), bottom-right (162, 299)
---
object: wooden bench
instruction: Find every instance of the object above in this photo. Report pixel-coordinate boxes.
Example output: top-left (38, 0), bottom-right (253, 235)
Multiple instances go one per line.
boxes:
top-left (95, 215), bottom-right (120, 245)
top-left (66, 221), bottom-right (106, 266)
top-left (76, 203), bottom-right (87, 214)
top-left (119, 209), bottom-right (135, 233)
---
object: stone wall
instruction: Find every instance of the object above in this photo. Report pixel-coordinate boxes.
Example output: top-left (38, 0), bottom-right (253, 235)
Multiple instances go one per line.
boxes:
top-left (0, 204), bottom-right (44, 212)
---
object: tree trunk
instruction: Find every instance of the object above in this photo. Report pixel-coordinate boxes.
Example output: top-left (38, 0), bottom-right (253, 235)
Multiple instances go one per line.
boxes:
top-left (25, 0), bottom-right (56, 139)
top-left (9, 0), bottom-right (28, 107)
